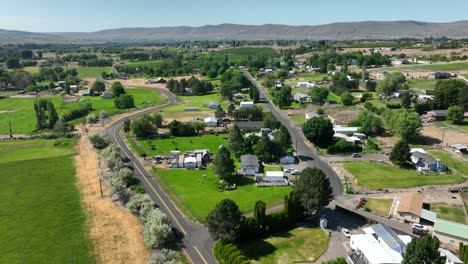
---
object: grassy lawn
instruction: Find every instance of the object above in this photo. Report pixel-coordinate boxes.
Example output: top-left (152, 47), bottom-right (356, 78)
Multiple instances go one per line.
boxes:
top-left (430, 204), bottom-right (466, 224)
top-left (0, 88), bottom-right (166, 135)
top-left (290, 114), bottom-right (306, 125)
top-left (0, 138), bottom-right (94, 263)
top-left (365, 198), bottom-right (393, 217)
top-left (264, 165), bottom-right (282, 172)
top-left (239, 227), bottom-right (328, 264)
top-left (408, 78), bottom-right (437, 90)
top-left (153, 168), bottom-right (291, 221)
top-left (137, 134), bottom-right (228, 156)
top-left (397, 62), bottom-right (468, 72)
top-left (428, 150), bottom-right (468, 176)
top-left (327, 92), bottom-right (341, 103)
top-left (343, 162), bottom-right (464, 189)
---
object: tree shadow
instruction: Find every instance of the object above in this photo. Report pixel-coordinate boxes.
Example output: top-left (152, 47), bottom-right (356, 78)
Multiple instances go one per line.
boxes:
top-left (298, 155), bottom-right (314, 161)
top-left (235, 176), bottom-right (255, 187)
top-left (239, 239), bottom-right (277, 260)
top-left (412, 134), bottom-right (441, 145)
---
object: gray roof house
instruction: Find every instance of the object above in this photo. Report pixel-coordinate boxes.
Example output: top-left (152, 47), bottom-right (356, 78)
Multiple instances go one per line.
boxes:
top-left (427, 110), bottom-right (448, 120)
top-left (293, 93), bottom-right (311, 103)
top-left (240, 154), bottom-right (259, 175)
top-left (410, 151), bottom-right (447, 172)
top-left (206, 101), bottom-right (219, 109)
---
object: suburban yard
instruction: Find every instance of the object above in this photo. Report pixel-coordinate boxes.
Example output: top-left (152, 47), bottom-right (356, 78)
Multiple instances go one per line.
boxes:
top-left (137, 134), bottom-right (228, 156)
top-left (430, 203), bottom-right (467, 224)
top-left (239, 227), bottom-right (329, 264)
top-left (342, 162), bottom-right (464, 189)
top-left (153, 168), bottom-right (292, 221)
top-left (0, 88), bottom-right (166, 135)
top-left (365, 198), bottom-right (393, 217)
top-left (428, 150), bottom-right (468, 177)
top-left (407, 78), bottom-right (437, 90)
top-left (0, 138), bottom-right (94, 263)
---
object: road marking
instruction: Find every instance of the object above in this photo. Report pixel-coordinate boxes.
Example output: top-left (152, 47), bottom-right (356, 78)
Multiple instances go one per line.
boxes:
top-left (194, 246), bottom-right (208, 264)
top-left (112, 131), bottom-right (188, 236)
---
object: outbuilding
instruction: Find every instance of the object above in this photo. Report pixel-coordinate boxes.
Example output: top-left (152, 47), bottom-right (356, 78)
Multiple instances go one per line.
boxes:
top-left (240, 101), bottom-right (254, 108)
top-left (279, 154), bottom-right (295, 165)
top-left (100, 91), bottom-right (114, 99)
top-left (183, 157), bottom-right (197, 168)
top-left (204, 116), bottom-right (218, 127)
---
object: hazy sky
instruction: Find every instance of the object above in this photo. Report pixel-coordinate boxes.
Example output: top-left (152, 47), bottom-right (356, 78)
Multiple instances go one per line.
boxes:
top-left (1, 0), bottom-right (467, 32)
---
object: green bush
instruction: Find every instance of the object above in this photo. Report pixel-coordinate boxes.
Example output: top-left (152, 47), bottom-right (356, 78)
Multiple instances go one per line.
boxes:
top-left (367, 138), bottom-right (379, 150)
top-left (62, 103), bottom-right (92, 122)
top-left (327, 139), bottom-right (362, 154)
top-left (214, 241), bottom-right (250, 264)
top-left (386, 102), bottom-right (401, 109)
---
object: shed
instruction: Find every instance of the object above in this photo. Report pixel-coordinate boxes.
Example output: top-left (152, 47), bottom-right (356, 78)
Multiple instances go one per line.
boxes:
top-left (184, 157), bottom-right (197, 168)
top-left (207, 101), bottom-right (219, 109)
top-left (296, 82), bottom-right (313, 88)
top-left (293, 93), bottom-right (311, 103)
top-left (146, 77), bottom-right (167, 84)
top-left (433, 219), bottom-right (468, 247)
top-left (240, 101), bottom-right (254, 108)
top-left (204, 116), bottom-right (218, 127)
top-left (333, 125), bottom-right (360, 136)
top-left (82, 90), bottom-right (91, 96)
top-left (427, 110), bottom-right (448, 120)
top-left (264, 171), bottom-right (285, 182)
top-left (100, 91), bottom-right (114, 99)
top-left (279, 154), bottom-right (295, 165)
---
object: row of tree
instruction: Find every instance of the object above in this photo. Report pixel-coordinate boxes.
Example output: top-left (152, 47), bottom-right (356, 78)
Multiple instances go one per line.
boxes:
top-left (166, 76), bottom-right (214, 95)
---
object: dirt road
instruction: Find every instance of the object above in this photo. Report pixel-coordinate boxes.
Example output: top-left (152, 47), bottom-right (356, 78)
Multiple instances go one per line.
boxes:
top-left (75, 138), bottom-right (150, 264)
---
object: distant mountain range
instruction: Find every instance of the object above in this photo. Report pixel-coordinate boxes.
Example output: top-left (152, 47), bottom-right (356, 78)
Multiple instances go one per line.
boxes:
top-left (2, 21), bottom-right (468, 43)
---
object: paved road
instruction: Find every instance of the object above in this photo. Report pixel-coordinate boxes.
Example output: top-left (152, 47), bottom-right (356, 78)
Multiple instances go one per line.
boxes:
top-left (104, 88), bottom-right (216, 264)
top-left (243, 71), bottom-right (344, 196)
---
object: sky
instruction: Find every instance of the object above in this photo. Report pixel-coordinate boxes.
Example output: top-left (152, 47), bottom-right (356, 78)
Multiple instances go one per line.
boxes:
top-left (1, 0), bottom-right (467, 32)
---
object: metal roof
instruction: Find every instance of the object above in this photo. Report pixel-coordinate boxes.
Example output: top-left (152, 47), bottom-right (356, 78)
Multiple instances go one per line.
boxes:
top-left (434, 219), bottom-right (468, 240)
top-left (420, 209), bottom-right (437, 223)
top-left (371, 224), bottom-right (407, 254)
top-left (240, 154), bottom-right (259, 168)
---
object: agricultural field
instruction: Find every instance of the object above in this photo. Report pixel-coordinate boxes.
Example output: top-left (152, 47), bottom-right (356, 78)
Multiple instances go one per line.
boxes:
top-left (119, 60), bottom-right (164, 71)
top-left (153, 168), bottom-right (292, 221)
top-left (239, 227), bottom-right (328, 264)
top-left (364, 198), bottom-right (393, 217)
top-left (205, 47), bottom-right (277, 62)
top-left (430, 203), bottom-right (466, 224)
top-left (396, 61), bottom-right (468, 72)
top-left (0, 88), bottom-right (166, 135)
top-left (137, 134), bottom-right (228, 156)
top-left (22, 66), bottom-right (111, 79)
top-left (407, 78), bottom-right (437, 90)
top-left (342, 162), bottom-right (464, 189)
top-left (0, 138), bottom-right (94, 263)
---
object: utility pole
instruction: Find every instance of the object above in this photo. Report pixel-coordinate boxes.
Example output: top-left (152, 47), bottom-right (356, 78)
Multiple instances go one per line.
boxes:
top-left (440, 129), bottom-right (445, 148)
top-left (8, 121), bottom-right (13, 139)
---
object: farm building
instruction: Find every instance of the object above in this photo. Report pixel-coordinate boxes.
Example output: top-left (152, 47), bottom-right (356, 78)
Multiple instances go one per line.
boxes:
top-left (433, 219), bottom-right (468, 249)
top-left (296, 82), bottom-right (314, 88)
top-left (146, 77), bottom-right (166, 84)
top-left (394, 192), bottom-right (423, 223)
top-left (279, 154), bottom-right (295, 165)
top-left (293, 93), bottom-right (311, 103)
top-left (100, 91), bottom-right (114, 99)
top-left (410, 151), bottom-right (447, 172)
top-left (428, 72), bottom-right (452, 80)
top-left (204, 116), bottom-right (218, 127)
top-left (333, 125), bottom-right (360, 136)
top-left (206, 101), bottom-right (219, 109)
top-left (426, 110), bottom-right (448, 121)
top-left (183, 157), bottom-right (197, 168)
top-left (240, 154), bottom-right (259, 175)
top-left (240, 101), bottom-right (254, 108)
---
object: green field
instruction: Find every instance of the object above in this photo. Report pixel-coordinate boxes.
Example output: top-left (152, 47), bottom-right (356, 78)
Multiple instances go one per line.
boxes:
top-left (22, 66), bottom-right (111, 79)
top-left (206, 48), bottom-right (277, 62)
top-left (343, 162), bottom-right (464, 189)
top-left (137, 134), bottom-right (228, 156)
top-left (396, 62), bottom-right (468, 72)
top-left (430, 204), bottom-right (466, 224)
top-left (365, 198), bottom-right (393, 217)
top-left (327, 92), bottom-right (341, 103)
top-left (153, 168), bottom-right (291, 221)
top-left (0, 88), bottom-right (167, 135)
top-left (299, 72), bottom-right (328, 82)
top-left (290, 114), bottom-right (306, 125)
top-left (408, 78), bottom-right (437, 90)
top-left (239, 227), bottom-right (328, 263)
top-left (0, 138), bottom-right (94, 263)
top-left (120, 60), bottom-right (164, 70)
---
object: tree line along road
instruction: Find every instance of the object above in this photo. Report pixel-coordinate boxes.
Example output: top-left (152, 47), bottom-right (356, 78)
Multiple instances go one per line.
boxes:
top-left (242, 70), bottom-right (344, 196)
top-left (103, 87), bottom-right (217, 264)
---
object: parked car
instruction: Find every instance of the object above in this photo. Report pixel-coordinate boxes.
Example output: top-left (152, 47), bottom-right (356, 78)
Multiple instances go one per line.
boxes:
top-left (411, 223), bottom-right (426, 230)
top-left (351, 153), bottom-right (361, 158)
top-left (291, 169), bottom-right (300, 175)
top-left (412, 228), bottom-right (428, 235)
top-left (284, 168), bottom-right (294, 173)
top-left (341, 228), bottom-right (351, 238)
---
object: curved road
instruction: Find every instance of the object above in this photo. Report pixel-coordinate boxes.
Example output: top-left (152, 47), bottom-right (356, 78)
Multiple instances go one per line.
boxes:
top-left (103, 87), bottom-right (216, 264)
top-left (243, 71), bottom-right (344, 196)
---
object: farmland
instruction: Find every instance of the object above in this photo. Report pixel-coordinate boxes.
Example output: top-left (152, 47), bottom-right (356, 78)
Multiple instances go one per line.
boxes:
top-left (205, 47), bottom-right (277, 62)
top-left (0, 138), bottom-right (94, 263)
top-left (396, 61), bottom-right (468, 72)
top-left (153, 168), bottom-right (291, 221)
top-left (0, 88), bottom-right (167, 135)
top-left (343, 162), bottom-right (464, 189)
top-left (23, 66), bottom-right (111, 79)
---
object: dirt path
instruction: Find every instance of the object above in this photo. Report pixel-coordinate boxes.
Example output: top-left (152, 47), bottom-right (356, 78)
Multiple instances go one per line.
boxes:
top-left (75, 138), bottom-right (150, 264)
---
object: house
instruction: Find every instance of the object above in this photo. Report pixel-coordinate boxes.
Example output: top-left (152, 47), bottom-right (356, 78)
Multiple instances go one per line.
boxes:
top-left (206, 101), bottom-right (219, 109)
top-left (348, 223), bottom-right (411, 264)
top-left (240, 154), bottom-right (259, 175)
top-left (204, 116), bottom-right (218, 127)
top-left (296, 81), bottom-right (314, 88)
top-left (240, 101), bottom-right (254, 108)
top-left (395, 192), bottom-right (424, 223)
top-left (100, 91), bottom-right (114, 99)
top-left (82, 90), bottom-right (91, 96)
top-left (410, 151), bottom-right (447, 172)
top-left (234, 93), bottom-right (246, 100)
top-left (279, 154), bottom-right (295, 165)
top-left (183, 157), bottom-right (197, 168)
top-left (293, 93), bottom-right (311, 103)
top-left (428, 72), bottom-right (452, 80)
top-left (433, 219), bottom-right (468, 249)
top-left (69, 85), bottom-right (80, 93)
top-left (333, 133), bottom-right (357, 145)
top-left (439, 248), bottom-right (464, 264)
top-left (333, 125), bottom-right (360, 136)
top-left (275, 81), bottom-right (286, 89)
top-left (146, 77), bottom-right (167, 84)
top-left (427, 110), bottom-right (449, 121)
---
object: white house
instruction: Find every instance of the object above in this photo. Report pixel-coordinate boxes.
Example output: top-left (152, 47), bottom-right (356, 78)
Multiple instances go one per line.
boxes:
top-left (183, 157), bottom-right (197, 168)
top-left (296, 82), bottom-right (314, 88)
top-left (204, 116), bottom-right (218, 127)
top-left (279, 154), bottom-right (295, 165)
top-left (333, 125), bottom-right (360, 136)
top-left (240, 101), bottom-right (254, 108)
top-left (293, 93), bottom-right (311, 103)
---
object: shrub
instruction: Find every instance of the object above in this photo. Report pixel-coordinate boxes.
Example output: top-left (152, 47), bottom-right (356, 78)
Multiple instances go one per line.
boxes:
top-left (143, 208), bottom-right (175, 249)
top-left (99, 110), bottom-right (109, 119)
top-left (213, 241), bottom-right (250, 264)
top-left (327, 139), bottom-right (362, 154)
top-left (114, 94), bottom-right (135, 109)
top-left (149, 249), bottom-right (178, 264)
top-left (386, 102), bottom-right (401, 109)
top-left (367, 138), bottom-right (379, 150)
top-left (86, 113), bottom-right (97, 124)
top-left (88, 133), bottom-right (110, 149)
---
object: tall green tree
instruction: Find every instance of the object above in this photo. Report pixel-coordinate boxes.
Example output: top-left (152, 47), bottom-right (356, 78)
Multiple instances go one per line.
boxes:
top-left (402, 236), bottom-right (445, 264)
top-left (274, 124), bottom-right (292, 152)
top-left (433, 79), bottom-right (465, 109)
top-left (228, 125), bottom-right (244, 157)
top-left (389, 140), bottom-right (411, 168)
top-left (273, 85), bottom-right (292, 109)
top-left (262, 112), bottom-right (280, 129)
top-left (131, 115), bottom-right (157, 139)
top-left (340, 92), bottom-right (354, 106)
top-left (111, 81), bottom-right (126, 97)
top-left (254, 133), bottom-right (280, 163)
top-left (294, 167), bottom-right (333, 215)
top-left (254, 200), bottom-right (266, 231)
top-left (446, 105), bottom-right (464, 124)
top-left (400, 92), bottom-right (412, 109)
top-left (34, 99), bottom-right (59, 130)
top-left (90, 80), bottom-right (106, 95)
top-left (309, 86), bottom-right (329, 105)
top-left (249, 86), bottom-right (260, 103)
top-left (114, 94), bottom-right (135, 109)
top-left (206, 199), bottom-right (242, 242)
top-left (302, 117), bottom-right (334, 148)
top-left (213, 146), bottom-right (235, 182)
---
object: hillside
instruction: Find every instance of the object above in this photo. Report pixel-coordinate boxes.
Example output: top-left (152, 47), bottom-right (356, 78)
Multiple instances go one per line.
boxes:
top-left (2, 20), bottom-right (468, 43)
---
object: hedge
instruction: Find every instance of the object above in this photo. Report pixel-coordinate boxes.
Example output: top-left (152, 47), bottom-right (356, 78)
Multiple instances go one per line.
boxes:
top-left (214, 241), bottom-right (250, 264)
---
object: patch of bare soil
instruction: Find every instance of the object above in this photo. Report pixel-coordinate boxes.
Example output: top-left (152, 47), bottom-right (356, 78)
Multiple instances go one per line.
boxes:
top-left (75, 138), bottom-right (150, 264)
top-left (421, 123), bottom-right (468, 146)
